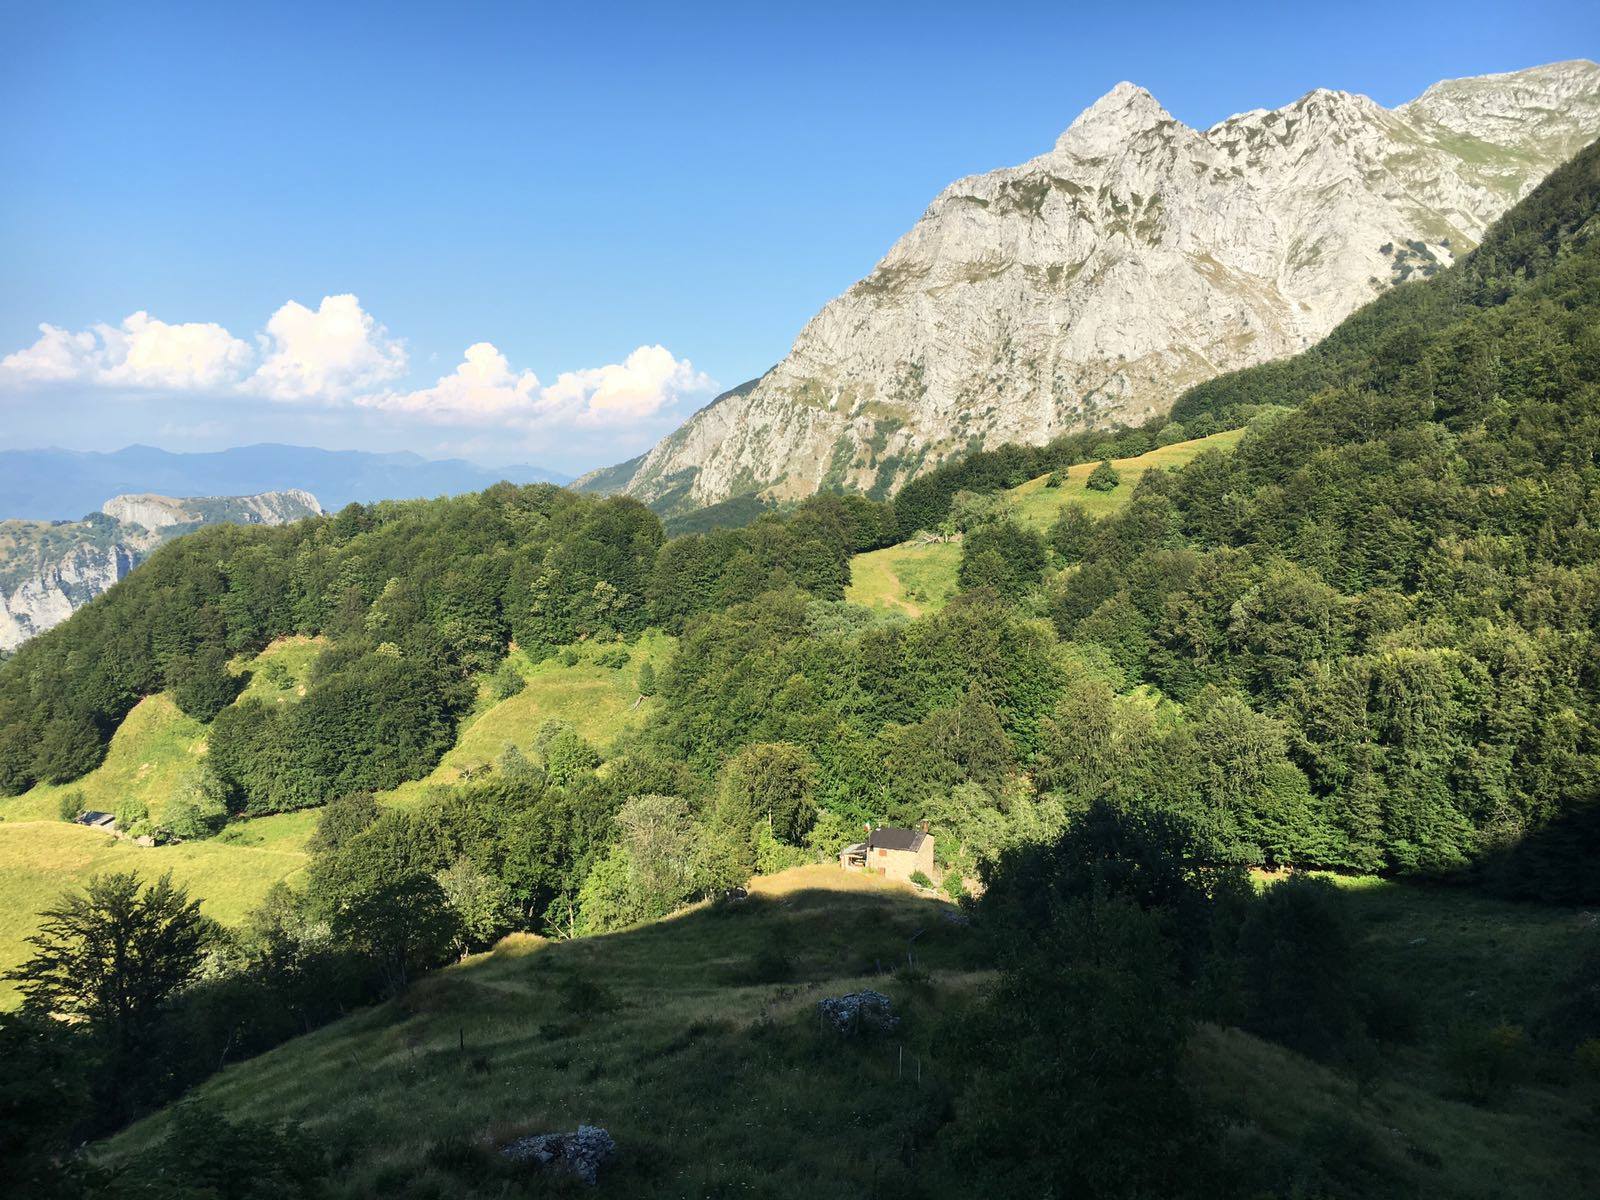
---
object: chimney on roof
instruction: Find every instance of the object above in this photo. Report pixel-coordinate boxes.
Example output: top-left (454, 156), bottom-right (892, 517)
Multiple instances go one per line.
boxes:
top-left (918, 820), bottom-right (930, 834)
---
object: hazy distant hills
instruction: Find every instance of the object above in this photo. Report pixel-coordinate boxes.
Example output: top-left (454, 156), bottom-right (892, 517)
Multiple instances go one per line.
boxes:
top-left (0, 443), bottom-right (571, 522)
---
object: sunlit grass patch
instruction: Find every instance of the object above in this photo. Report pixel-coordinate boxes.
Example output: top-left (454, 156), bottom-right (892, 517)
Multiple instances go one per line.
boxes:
top-left (845, 540), bottom-right (961, 617)
top-left (0, 819), bottom-right (308, 1007)
top-left (1009, 427), bottom-right (1246, 529)
top-left (0, 693), bottom-right (207, 826)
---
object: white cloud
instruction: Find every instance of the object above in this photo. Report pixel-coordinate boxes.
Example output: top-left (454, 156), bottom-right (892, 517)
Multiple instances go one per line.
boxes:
top-left (361, 342), bottom-right (713, 430)
top-left (0, 299), bottom-right (709, 444)
top-left (1, 312), bottom-right (252, 389)
top-left (543, 345), bottom-right (714, 427)
top-left (245, 294), bottom-right (407, 402)
top-left (359, 341), bottom-right (540, 420)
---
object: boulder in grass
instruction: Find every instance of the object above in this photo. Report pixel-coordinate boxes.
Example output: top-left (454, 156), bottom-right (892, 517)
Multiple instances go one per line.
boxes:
top-left (817, 989), bottom-right (899, 1035)
top-left (501, 1125), bottom-right (616, 1186)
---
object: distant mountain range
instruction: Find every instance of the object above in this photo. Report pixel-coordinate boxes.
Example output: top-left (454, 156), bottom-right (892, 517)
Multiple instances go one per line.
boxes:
top-left (580, 59), bottom-right (1600, 514)
top-left (0, 444), bottom-right (571, 522)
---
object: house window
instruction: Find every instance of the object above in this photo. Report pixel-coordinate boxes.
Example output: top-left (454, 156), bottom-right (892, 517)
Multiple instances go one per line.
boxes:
top-left (877, 848), bottom-right (887, 857)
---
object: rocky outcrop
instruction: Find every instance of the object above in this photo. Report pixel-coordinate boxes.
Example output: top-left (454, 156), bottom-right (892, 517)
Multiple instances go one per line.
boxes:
top-left (0, 539), bottom-right (137, 652)
top-left (101, 489), bottom-right (322, 531)
top-left (501, 1126), bottom-right (616, 1186)
top-left (817, 989), bottom-right (899, 1035)
top-left (584, 60), bottom-right (1600, 513)
top-left (0, 490), bottom-right (322, 651)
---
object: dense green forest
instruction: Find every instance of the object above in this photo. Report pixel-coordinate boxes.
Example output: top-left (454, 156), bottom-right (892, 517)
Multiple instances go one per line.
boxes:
top-left (4, 139), bottom-right (1600, 1197)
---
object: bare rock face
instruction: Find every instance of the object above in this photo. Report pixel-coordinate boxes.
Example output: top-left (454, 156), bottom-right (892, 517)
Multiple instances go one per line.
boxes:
top-left (101, 489), bottom-right (322, 531)
top-left (0, 540), bottom-right (137, 652)
top-left (0, 490), bottom-right (323, 651)
top-left (584, 60), bottom-right (1600, 513)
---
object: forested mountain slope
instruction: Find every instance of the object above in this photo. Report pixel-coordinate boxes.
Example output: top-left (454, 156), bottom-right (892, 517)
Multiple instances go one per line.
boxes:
top-left (5, 129), bottom-right (1600, 1200)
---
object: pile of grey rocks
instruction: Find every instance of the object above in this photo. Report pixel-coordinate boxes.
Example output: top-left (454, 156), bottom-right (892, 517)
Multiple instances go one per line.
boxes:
top-left (817, 989), bottom-right (899, 1035)
top-left (501, 1124), bottom-right (616, 1186)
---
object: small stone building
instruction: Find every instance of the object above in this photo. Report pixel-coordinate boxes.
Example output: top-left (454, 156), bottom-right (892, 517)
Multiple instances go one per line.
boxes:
top-left (840, 823), bottom-right (934, 885)
top-left (75, 810), bottom-right (115, 831)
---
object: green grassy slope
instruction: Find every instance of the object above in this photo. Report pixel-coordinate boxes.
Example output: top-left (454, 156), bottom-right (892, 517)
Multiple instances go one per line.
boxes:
top-left (233, 634), bottom-right (326, 704)
top-left (0, 633), bottom-right (674, 1006)
top-left (0, 817), bottom-right (311, 1006)
top-left (99, 869), bottom-right (1598, 1199)
top-left (0, 693), bottom-right (209, 825)
top-left (842, 427), bottom-right (1247, 617)
top-left (1008, 425), bottom-right (1246, 529)
top-left (379, 632), bottom-right (672, 806)
top-left (844, 539), bottom-right (961, 617)
top-left (104, 867), bottom-right (977, 1196)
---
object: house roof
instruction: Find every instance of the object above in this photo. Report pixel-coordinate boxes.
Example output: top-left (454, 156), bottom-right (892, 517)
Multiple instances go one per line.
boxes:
top-left (866, 826), bottom-right (927, 853)
top-left (77, 811), bottom-right (114, 825)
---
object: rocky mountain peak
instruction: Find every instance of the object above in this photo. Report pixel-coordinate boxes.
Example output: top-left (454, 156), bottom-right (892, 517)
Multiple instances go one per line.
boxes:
top-left (581, 62), bottom-right (1600, 516)
top-left (1056, 81), bottom-right (1175, 153)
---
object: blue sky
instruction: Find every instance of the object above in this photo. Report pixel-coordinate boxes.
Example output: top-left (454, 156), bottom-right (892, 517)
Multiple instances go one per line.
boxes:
top-left (2, 1), bottom-right (1595, 473)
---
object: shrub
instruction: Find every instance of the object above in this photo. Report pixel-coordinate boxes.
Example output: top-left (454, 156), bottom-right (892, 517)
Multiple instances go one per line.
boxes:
top-left (1576, 1039), bottom-right (1600, 1117)
top-left (558, 648), bottom-right (580, 667)
top-left (594, 645), bottom-right (630, 669)
top-left (1048, 506), bottom-right (1095, 564)
top-left (114, 797), bottom-right (152, 839)
top-left (57, 791), bottom-right (85, 822)
top-left (1235, 875), bottom-right (1362, 1060)
top-left (488, 658), bottom-right (525, 702)
top-left (162, 770), bottom-right (228, 840)
top-left (1086, 460), bottom-right (1121, 492)
top-left (909, 870), bottom-right (933, 889)
top-left (1443, 1022), bottom-right (1530, 1104)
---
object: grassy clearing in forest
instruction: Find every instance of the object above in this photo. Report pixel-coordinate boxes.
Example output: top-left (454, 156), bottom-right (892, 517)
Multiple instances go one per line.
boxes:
top-left (0, 632), bottom-right (673, 1006)
top-left (0, 818), bottom-right (309, 1006)
top-left (841, 428), bottom-right (1246, 617)
top-left (0, 693), bottom-right (208, 826)
top-left (845, 540), bottom-right (961, 617)
top-left (0, 637), bottom-right (327, 828)
top-left (378, 632), bottom-right (675, 807)
top-left (1008, 426), bottom-right (1246, 530)
top-left (233, 635), bottom-right (326, 704)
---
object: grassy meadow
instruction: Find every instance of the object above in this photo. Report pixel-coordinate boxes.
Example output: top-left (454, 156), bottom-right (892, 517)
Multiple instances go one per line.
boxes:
top-left (1008, 425), bottom-right (1246, 530)
top-left (105, 866), bottom-right (983, 1197)
top-left (379, 631), bottom-right (672, 807)
top-left (97, 867), bottom-right (1600, 1199)
top-left (841, 427), bottom-right (1247, 617)
top-left (844, 539), bottom-right (962, 617)
top-left (0, 817), bottom-right (311, 1005)
top-left (233, 634), bottom-right (326, 704)
top-left (0, 632), bottom-right (673, 1007)
top-left (0, 693), bottom-right (209, 826)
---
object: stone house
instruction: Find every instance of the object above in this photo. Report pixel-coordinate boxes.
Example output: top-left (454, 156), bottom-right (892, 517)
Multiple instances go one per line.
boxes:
top-left (840, 823), bottom-right (934, 885)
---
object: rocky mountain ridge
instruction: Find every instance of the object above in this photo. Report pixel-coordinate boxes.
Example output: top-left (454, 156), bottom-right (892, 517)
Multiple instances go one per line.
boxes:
top-left (582, 59), bottom-right (1600, 513)
top-left (0, 490), bottom-right (322, 652)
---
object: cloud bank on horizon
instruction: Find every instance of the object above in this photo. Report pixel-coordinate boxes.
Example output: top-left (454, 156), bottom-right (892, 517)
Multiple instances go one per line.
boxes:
top-left (0, 295), bottom-right (715, 463)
